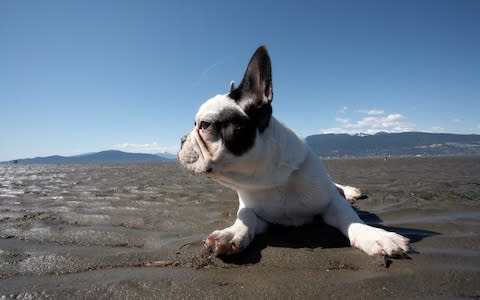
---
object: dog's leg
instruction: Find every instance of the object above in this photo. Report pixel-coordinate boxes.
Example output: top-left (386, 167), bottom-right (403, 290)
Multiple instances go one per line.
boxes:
top-left (205, 207), bottom-right (267, 255)
top-left (334, 183), bottom-right (362, 203)
top-left (323, 194), bottom-right (409, 256)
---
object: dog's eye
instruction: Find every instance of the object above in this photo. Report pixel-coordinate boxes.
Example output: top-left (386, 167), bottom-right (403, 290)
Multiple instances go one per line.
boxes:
top-left (199, 121), bottom-right (211, 130)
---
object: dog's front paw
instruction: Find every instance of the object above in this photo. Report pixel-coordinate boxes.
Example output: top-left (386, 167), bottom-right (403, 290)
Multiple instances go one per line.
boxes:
top-left (350, 224), bottom-right (410, 256)
top-left (204, 229), bottom-right (248, 255)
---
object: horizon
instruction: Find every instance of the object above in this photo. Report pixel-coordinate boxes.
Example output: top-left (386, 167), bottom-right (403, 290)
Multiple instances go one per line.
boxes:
top-left (2, 1), bottom-right (479, 161)
top-left (3, 130), bottom-right (480, 162)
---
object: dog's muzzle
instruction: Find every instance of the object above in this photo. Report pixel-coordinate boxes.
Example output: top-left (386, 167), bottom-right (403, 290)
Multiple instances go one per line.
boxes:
top-left (177, 133), bottom-right (200, 168)
top-left (178, 131), bottom-right (216, 175)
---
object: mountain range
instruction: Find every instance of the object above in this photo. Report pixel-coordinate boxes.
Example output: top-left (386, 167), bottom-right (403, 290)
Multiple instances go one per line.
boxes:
top-left (306, 132), bottom-right (480, 158)
top-left (2, 150), bottom-right (173, 164)
top-left (2, 132), bottom-right (480, 164)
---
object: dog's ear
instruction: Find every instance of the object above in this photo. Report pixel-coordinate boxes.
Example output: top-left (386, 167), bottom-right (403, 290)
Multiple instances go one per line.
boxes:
top-left (229, 45), bottom-right (273, 132)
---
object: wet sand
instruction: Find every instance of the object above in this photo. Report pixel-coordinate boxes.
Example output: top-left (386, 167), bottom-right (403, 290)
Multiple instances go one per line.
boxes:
top-left (1, 157), bottom-right (479, 299)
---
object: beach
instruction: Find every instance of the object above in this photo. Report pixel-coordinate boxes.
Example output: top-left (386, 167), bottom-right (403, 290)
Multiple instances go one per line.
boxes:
top-left (1, 156), bottom-right (479, 299)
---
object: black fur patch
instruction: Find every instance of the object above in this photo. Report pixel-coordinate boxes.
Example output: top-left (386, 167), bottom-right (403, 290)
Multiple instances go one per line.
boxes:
top-left (243, 101), bottom-right (272, 133)
top-left (216, 108), bottom-right (256, 156)
top-left (228, 91), bottom-right (272, 134)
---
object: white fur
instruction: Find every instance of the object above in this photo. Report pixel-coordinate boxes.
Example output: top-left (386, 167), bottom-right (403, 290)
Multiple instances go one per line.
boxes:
top-left (179, 94), bottom-right (410, 256)
top-left (335, 183), bottom-right (363, 202)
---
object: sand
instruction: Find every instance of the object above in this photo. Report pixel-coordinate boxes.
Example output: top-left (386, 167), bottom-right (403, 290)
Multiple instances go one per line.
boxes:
top-left (0, 156), bottom-right (479, 299)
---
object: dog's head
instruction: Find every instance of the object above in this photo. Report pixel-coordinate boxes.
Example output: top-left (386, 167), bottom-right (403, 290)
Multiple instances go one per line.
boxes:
top-left (178, 46), bottom-right (273, 179)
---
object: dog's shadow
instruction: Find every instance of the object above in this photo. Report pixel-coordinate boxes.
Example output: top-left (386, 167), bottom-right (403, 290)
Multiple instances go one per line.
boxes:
top-left (218, 208), bottom-right (439, 265)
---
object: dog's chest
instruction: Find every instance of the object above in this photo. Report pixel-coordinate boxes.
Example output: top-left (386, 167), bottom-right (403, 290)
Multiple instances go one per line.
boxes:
top-left (238, 183), bottom-right (325, 226)
top-left (236, 152), bottom-right (336, 226)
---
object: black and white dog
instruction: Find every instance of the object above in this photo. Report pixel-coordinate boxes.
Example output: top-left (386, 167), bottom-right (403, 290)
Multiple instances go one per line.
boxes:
top-left (178, 46), bottom-right (409, 256)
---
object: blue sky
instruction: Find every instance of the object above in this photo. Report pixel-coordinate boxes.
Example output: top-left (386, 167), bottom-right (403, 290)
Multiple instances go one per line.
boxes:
top-left (1, 0), bottom-right (479, 161)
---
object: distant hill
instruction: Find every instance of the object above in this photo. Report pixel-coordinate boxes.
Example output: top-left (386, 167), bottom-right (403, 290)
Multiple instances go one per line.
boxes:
top-left (155, 152), bottom-right (178, 160)
top-left (3, 132), bottom-right (480, 164)
top-left (2, 150), bottom-right (175, 164)
top-left (305, 132), bottom-right (480, 158)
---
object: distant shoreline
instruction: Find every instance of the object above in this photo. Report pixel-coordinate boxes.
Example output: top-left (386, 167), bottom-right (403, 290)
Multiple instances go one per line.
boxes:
top-left (3, 154), bottom-right (480, 165)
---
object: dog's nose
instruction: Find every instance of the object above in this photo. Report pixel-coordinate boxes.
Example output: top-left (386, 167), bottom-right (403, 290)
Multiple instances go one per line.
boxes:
top-left (180, 135), bottom-right (188, 148)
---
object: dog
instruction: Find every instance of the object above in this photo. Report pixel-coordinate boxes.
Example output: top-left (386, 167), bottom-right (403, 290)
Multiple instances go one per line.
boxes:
top-left (178, 46), bottom-right (409, 256)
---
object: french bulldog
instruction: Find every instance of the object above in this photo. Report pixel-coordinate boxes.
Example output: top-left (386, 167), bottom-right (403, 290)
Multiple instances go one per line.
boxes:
top-left (178, 46), bottom-right (409, 256)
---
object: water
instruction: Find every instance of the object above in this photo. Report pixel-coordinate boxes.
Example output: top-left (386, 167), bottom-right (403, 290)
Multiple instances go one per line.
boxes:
top-left (0, 163), bottom-right (235, 278)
